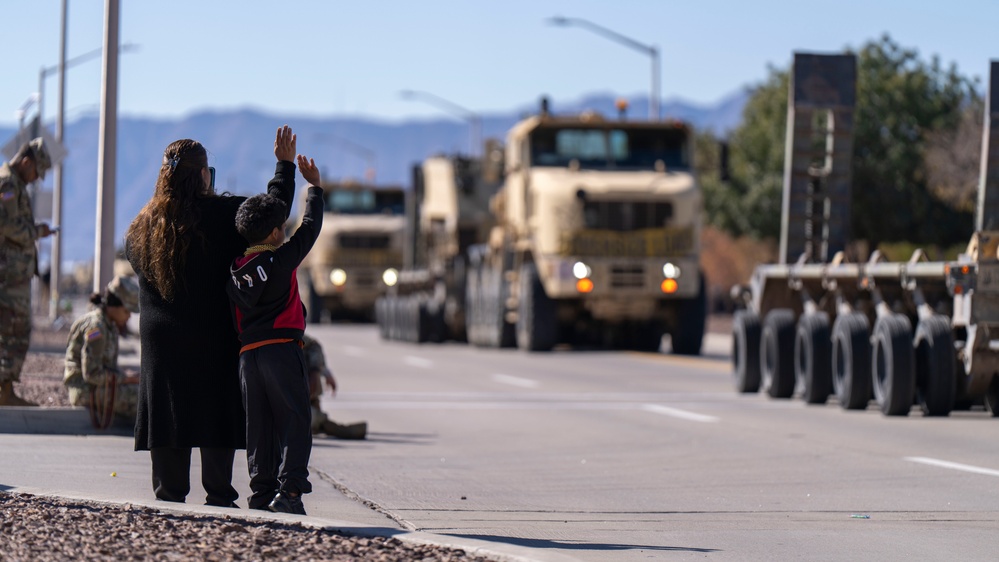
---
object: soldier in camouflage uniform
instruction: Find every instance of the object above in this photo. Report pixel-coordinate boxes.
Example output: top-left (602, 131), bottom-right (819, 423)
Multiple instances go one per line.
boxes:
top-left (64, 275), bottom-right (141, 422)
top-left (302, 334), bottom-right (367, 439)
top-left (0, 138), bottom-right (56, 407)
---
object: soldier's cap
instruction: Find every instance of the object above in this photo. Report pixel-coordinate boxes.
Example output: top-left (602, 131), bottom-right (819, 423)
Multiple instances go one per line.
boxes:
top-left (27, 138), bottom-right (52, 180)
top-left (107, 275), bottom-right (139, 313)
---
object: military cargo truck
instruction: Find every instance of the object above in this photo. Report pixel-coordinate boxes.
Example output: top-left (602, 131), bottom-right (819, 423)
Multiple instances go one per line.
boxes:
top-left (298, 181), bottom-right (406, 322)
top-left (731, 55), bottom-right (999, 417)
top-left (466, 100), bottom-right (706, 353)
top-left (376, 145), bottom-right (505, 342)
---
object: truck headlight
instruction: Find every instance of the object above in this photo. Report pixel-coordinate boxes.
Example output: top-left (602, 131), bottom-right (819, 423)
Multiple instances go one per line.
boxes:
top-left (330, 268), bottom-right (347, 286)
top-left (382, 268), bottom-right (399, 287)
top-left (572, 261), bottom-right (592, 279)
top-left (662, 262), bottom-right (681, 279)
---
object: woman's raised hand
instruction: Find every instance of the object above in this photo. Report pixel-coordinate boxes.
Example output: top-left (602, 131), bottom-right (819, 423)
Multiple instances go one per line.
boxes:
top-left (274, 125), bottom-right (297, 162)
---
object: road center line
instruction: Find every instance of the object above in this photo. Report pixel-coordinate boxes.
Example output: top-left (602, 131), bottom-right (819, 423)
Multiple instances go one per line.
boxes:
top-left (491, 374), bottom-right (540, 389)
top-left (904, 456), bottom-right (999, 477)
top-left (642, 404), bottom-right (719, 423)
top-left (403, 356), bottom-right (433, 369)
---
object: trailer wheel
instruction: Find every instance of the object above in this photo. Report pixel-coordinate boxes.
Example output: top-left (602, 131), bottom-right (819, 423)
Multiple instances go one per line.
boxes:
top-left (732, 310), bottom-right (761, 393)
top-left (761, 309), bottom-right (796, 399)
top-left (487, 264), bottom-right (516, 349)
top-left (516, 262), bottom-right (558, 352)
top-left (872, 313), bottom-right (915, 416)
top-left (983, 376), bottom-right (999, 417)
top-left (671, 273), bottom-right (706, 356)
top-left (914, 315), bottom-right (955, 417)
top-left (795, 312), bottom-right (832, 404)
top-left (465, 263), bottom-right (483, 346)
top-left (831, 312), bottom-right (871, 410)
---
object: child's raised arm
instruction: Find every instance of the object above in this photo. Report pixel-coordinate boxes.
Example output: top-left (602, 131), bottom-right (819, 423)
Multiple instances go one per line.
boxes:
top-left (274, 125), bottom-right (297, 163)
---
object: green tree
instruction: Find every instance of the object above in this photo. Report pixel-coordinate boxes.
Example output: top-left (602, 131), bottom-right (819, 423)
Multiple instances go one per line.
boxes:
top-left (702, 34), bottom-right (979, 248)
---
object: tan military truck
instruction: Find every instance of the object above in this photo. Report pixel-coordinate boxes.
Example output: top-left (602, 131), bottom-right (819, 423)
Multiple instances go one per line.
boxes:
top-left (376, 146), bottom-right (505, 342)
top-left (465, 100), bottom-right (706, 353)
top-left (298, 181), bottom-right (406, 322)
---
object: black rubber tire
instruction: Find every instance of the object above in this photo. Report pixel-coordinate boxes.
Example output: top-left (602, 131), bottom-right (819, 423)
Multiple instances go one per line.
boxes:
top-left (761, 309), bottom-right (796, 399)
top-left (914, 315), bottom-right (955, 417)
top-left (486, 264), bottom-right (516, 349)
top-left (465, 264), bottom-right (481, 346)
top-left (671, 274), bottom-right (706, 356)
top-left (872, 313), bottom-right (915, 416)
top-left (795, 312), bottom-right (833, 404)
top-left (831, 312), bottom-right (871, 410)
top-left (983, 376), bottom-right (999, 417)
top-left (516, 262), bottom-right (558, 352)
top-left (732, 310), bottom-right (761, 393)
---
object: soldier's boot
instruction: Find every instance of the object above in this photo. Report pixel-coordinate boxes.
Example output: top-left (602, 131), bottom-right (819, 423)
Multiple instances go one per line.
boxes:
top-left (322, 419), bottom-right (367, 440)
top-left (0, 380), bottom-right (38, 407)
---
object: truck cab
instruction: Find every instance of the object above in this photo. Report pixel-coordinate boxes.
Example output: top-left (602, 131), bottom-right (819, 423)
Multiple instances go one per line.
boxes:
top-left (298, 181), bottom-right (406, 322)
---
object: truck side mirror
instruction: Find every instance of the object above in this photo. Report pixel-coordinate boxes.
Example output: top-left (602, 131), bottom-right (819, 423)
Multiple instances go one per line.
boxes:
top-left (719, 141), bottom-right (731, 182)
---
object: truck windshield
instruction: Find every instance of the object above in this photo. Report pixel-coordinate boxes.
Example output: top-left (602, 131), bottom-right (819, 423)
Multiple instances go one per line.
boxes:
top-left (326, 189), bottom-right (405, 215)
top-left (529, 127), bottom-right (688, 170)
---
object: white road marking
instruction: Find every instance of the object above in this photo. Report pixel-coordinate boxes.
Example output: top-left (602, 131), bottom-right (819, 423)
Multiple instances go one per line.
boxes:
top-left (904, 456), bottom-right (999, 478)
top-left (492, 374), bottom-right (540, 389)
top-left (403, 356), bottom-right (434, 369)
top-left (342, 345), bottom-right (365, 357)
top-left (642, 404), bottom-right (719, 423)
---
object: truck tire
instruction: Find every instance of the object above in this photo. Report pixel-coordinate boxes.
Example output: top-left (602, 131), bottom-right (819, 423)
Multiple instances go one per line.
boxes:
top-left (761, 309), bottom-right (796, 399)
top-left (466, 263), bottom-right (483, 346)
top-left (302, 270), bottom-right (323, 324)
top-left (516, 262), bottom-right (558, 352)
top-left (872, 313), bottom-right (915, 416)
top-left (671, 274), bottom-right (706, 355)
top-left (831, 312), bottom-right (871, 410)
top-left (795, 312), bottom-right (832, 404)
top-left (732, 310), bottom-right (761, 393)
top-left (485, 264), bottom-right (516, 349)
top-left (984, 376), bottom-right (999, 417)
top-left (375, 297), bottom-right (389, 340)
top-left (914, 315), bottom-right (955, 417)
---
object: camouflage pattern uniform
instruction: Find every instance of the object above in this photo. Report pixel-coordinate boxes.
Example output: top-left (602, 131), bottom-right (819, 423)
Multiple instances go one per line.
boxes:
top-left (302, 334), bottom-right (331, 433)
top-left (63, 308), bottom-right (139, 419)
top-left (0, 141), bottom-right (48, 387)
top-left (302, 334), bottom-right (366, 439)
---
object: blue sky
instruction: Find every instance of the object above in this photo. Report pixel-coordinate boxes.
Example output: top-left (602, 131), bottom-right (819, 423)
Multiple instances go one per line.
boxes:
top-left (4, 0), bottom-right (997, 129)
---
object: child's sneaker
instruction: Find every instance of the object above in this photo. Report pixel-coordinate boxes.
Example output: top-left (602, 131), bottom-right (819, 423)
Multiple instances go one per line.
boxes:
top-left (268, 491), bottom-right (306, 515)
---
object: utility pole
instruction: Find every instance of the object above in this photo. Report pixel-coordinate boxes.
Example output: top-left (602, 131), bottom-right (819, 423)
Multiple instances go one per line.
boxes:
top-left (50, 0), bottom-right (67, 320)
top-left (94, 0), bottom-right (119, 292)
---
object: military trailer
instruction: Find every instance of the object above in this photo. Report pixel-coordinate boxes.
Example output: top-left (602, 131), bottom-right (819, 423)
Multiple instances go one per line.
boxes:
top-left (376, 145), bottom-right (505, 342)
top-left (731, 54), bottom-right (999, 417)
top-left (462, 100), bottom-right (706, 353)
top-left (298, 181), bottom-right (406, 322)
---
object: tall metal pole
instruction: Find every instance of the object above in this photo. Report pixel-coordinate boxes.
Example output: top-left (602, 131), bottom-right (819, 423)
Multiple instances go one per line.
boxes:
top-left (651, 46), bottom-right (660, 120)
top-left (49, 0), bottom-right (68, 321)
top-left (94, 0), bottom-right (119, 292)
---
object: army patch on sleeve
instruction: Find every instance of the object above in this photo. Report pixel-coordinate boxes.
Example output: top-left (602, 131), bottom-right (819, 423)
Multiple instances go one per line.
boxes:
top-left (0, 190), bottom-right (13, 201)
top-left (86, 328), bottom-right (102, 341)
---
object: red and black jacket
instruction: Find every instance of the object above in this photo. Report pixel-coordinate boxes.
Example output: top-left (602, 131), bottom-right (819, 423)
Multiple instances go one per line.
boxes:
top-left (227, 185), bottom-right (324, 346)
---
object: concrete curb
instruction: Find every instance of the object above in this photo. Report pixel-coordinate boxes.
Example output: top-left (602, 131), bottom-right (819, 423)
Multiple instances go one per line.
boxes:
top-left (0, 406), bottom-right (130, 436)
top-left (8, 487), bottom-right (581, 562)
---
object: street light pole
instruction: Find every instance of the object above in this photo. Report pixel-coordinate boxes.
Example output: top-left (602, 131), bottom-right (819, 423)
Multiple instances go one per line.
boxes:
top-left (399, 90), bottom-right (482, 157)
top-left (50, 0), bottom-right (67, 321)
top-left (94, 0), bottom-right (120, 293)
top-left (548, 16), bottom-right (660, 120)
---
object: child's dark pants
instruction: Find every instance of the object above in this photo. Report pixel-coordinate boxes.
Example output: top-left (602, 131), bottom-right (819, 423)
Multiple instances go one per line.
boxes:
top-left (239, 341), bottom-right (313, 509)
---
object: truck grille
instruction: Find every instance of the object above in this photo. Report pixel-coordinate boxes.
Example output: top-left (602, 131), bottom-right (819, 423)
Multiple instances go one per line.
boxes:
top-left (339, 234), bottom-right (390, 249)
top-left (583, 201), bottom-right (673, 231)
top-left (332, 250), bottom-right (402, 267)
top-left (610, 265), bottom-right (645, 289)
top-left (561, 227), bottom-right (694, 258)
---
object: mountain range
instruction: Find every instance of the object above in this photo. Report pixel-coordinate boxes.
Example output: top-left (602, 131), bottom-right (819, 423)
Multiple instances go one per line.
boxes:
top-left (0, 89), bottom-right (749, 267)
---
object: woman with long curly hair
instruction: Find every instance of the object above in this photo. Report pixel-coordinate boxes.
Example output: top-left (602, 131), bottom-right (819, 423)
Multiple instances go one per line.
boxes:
top-left (125, 126), bottom-right (299, 507)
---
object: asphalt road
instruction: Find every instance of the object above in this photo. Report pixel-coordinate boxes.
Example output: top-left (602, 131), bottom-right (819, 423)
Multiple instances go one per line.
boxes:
top-left (4, 323), bottom-right (997, 561)
top-left (307, 324), bottom-right (998, 561)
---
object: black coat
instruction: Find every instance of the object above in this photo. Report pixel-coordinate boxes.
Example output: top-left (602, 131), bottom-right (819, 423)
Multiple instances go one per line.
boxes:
top-left (129, 161), bottom-right (296, 450)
